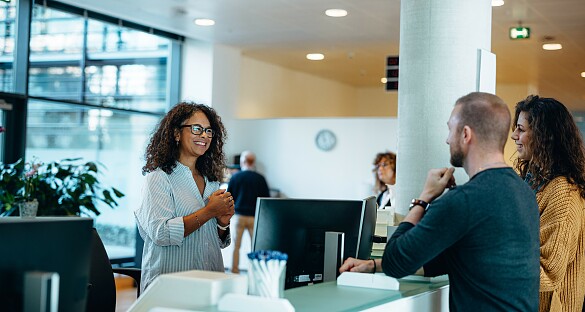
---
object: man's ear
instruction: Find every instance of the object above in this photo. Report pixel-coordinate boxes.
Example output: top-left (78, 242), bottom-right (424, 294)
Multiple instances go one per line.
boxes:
top-left (461, 125), bottom-right (473, 144)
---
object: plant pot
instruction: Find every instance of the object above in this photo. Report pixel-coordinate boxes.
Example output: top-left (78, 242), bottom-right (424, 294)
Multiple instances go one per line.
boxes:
top-left (18, 199), bottom-right (38, 218)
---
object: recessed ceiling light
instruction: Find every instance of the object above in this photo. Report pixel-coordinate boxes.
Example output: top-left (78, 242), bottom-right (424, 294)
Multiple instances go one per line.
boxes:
top-left (325, 9), bottom-right (348, 17)
top-left (491, 0), bottom-right (505, 7)
top-left (381, 78), bottom-right (388, 84)
top-left (194, 18), bottom-right (215, 26)
top-left (542, 43), bottom-right (562, 50)
top-left (581, 72), bottom-right (585, 78)
top-left (306, 53), bottom-right (325, 61)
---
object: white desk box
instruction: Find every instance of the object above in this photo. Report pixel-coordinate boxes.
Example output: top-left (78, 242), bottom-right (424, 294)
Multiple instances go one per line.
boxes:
top-left (128, 270), bottom-right (247, 312)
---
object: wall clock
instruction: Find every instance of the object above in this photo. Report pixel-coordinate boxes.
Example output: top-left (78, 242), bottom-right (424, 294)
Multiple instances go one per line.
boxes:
top-left (315, 129), bottom-right (337, 151)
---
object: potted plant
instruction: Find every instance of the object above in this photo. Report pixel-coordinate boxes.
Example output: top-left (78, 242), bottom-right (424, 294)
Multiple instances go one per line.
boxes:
top-left (0, 158), bottom-right (124, 217)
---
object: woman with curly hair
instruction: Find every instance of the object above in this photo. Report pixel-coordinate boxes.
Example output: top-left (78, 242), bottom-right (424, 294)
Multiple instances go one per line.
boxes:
top-left (511, 95), bottom-right (585, 311)
top-left (372, 151), bottom-right (397, 208)
top-left (135, 102), bottom-right (235, 292)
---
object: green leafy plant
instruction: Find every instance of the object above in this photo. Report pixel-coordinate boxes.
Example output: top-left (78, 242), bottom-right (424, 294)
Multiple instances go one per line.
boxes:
top-left (0, 158), bottom-right (124, 216)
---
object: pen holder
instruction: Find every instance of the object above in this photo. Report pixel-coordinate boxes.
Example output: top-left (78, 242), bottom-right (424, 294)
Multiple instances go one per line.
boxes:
top-left (247, 250), bottom-right (287, 298)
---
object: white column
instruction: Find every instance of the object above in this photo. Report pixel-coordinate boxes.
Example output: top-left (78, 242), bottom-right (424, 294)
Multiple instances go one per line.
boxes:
top-left (395, 0), bottom-right (494, 215)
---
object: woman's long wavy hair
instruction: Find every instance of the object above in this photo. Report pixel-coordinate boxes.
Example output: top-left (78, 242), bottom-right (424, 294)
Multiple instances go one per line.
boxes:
top-left (142, 102), bottom-right (227, 182)
top-left (372, 151), bottom-right (396, 193)
top-left (513, 95), bottom-right (585, 197)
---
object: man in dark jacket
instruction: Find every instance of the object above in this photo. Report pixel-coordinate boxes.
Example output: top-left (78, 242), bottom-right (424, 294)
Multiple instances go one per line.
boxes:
top-left (227, 151), bottom-right (270, 273)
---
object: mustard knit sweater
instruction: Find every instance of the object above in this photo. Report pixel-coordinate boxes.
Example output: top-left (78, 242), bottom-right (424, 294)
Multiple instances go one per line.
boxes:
top-left (536, 177), bottom-right (585, 312)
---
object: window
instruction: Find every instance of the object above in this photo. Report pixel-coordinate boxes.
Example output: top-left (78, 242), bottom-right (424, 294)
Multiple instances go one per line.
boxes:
top-left (28, 5), bottom-right (170, 113)
top-left (12, 1), bottom-right (183, 261)
top-left (27, 99), bottom-right (160, 250)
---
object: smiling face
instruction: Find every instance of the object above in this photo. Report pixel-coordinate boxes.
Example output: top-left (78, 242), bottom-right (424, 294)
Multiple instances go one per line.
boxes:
top-left (510, 111), bottom-right (533, 160)
top-left (175, 111), bottom-right (212, 161)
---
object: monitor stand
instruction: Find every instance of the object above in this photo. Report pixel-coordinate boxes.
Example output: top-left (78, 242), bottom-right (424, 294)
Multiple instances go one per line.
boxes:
top-left (323, 231), bottom-right (345, 282)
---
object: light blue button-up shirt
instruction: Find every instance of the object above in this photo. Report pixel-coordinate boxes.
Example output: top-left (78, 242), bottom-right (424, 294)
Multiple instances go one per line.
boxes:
top-left (135, 162), bottom-right (230, 292)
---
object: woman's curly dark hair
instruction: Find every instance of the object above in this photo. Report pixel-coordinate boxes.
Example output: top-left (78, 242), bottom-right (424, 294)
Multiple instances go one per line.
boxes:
top-left (372, 151), bottom-right (397, 193)
top-left (142, 102), bottom-right (227, 182)
top-left (513, 95), bottom-right (585, 198)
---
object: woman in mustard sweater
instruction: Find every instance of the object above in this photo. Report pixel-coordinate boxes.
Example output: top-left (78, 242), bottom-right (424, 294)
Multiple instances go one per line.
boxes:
top-left (511, 95), bottom-right (585, 311)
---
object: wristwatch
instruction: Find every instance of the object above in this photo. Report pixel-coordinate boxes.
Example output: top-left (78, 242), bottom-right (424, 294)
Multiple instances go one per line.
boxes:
top-left (409, 198), bottom-right (430, 212)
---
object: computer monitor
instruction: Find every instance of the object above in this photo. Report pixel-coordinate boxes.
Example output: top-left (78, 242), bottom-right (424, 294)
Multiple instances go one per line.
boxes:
top-left (252, 196), bottom-right (377, 289)
top-left (0, 217), bottom-right (94, 312)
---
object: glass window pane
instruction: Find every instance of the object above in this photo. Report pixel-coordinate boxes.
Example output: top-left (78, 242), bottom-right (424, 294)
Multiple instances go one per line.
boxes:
top-left (85, 63), bottom-right (167, 112)
top-left (28, 66), bottom-right (82, 100)
top-left (30, 6), bottom-right (83, 55)
top-left (87, 20), bottom-right (169, 53)
top-left (0, 1), bottom-right (15, 93)
top-left (26, 99), bottom-right (161, 251)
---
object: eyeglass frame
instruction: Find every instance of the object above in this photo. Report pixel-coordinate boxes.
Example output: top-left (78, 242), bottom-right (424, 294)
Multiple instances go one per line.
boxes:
top-left (373, 162), bottom-right (393, 171)
top-left (180, 124), bottom-right (214, 137)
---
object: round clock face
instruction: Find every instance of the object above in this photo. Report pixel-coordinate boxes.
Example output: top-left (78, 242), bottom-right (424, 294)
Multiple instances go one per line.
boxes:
top-left (315, 129), bottom-right (337, 151)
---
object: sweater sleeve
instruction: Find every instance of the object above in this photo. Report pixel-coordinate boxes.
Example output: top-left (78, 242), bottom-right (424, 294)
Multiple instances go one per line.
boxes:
top-left (538, 178), bottom-right (583, 291)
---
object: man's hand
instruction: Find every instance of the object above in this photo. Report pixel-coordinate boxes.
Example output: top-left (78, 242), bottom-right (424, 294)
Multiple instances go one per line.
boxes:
top-left (419, 167), bottom-right (456, 203)
top-left (339, 257), bottom-right (376, 273)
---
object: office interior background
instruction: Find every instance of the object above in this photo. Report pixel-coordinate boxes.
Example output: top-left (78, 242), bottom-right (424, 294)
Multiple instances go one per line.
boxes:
top-left (1, 0), bottom-right (585, 264)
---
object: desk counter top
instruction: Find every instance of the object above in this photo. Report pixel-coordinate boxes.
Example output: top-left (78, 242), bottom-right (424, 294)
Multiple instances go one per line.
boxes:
top-left (283, 277), bottom-right (449, 311)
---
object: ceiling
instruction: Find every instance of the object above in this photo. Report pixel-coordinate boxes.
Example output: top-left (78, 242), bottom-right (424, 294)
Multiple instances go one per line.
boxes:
top-left (61, 0), bottom-right (585, 110)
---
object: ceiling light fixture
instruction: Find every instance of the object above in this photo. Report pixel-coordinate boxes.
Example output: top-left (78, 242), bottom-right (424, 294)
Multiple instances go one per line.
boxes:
top-left (325, 9), bottom-right (348, 17)
top-left (491, 0), bottom-right (505, 7)
top-left (306, 53), bottom-right (325, 61)
top-left (581, 72), bottom-right (585, 78)
top-left (542, 43), bottom-right (562, 50)
top-left (194, 18), bottom-right (215, 26)
top-left (381, 78), bottom-right (388, 84)
top-left (542, 36), bottom-right (562, 50)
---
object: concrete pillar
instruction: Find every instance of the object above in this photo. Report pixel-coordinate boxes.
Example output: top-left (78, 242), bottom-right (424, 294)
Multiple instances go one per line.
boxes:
top-left (395, 0), bottom-right (494, 215)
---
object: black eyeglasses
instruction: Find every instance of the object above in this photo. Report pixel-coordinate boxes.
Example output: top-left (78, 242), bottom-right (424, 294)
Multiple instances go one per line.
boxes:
top-left (180, 124), bottom-right (214, 137)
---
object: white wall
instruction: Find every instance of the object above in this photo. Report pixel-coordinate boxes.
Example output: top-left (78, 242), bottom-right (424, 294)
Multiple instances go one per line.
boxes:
top-left (227, 117), bottom-right (398, 200)
top-left (180, 39), bottom-right (214, 106)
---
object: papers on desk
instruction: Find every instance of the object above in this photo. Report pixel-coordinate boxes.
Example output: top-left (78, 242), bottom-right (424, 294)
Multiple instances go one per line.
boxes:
top-left (337, 272), bottom-right (449, 291)
top-left (337, 272), bottom-right (399, 290)
top-left (399, 274), bottom-right (449, 283)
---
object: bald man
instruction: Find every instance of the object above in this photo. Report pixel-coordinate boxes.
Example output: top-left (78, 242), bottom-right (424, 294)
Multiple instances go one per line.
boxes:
top-left (227, 151), bottom-right (270, 273)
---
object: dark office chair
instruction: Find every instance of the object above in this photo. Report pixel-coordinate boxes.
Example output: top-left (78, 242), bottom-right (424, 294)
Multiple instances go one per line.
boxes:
top-left (86, 228), bottom-right (141, 312)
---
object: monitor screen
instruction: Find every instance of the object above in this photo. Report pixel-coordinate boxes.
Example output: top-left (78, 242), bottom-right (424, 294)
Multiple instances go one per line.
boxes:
top-left (252, 196), bottom-right (376, 289)
top-left (0, 217), bottom-right (94, 312)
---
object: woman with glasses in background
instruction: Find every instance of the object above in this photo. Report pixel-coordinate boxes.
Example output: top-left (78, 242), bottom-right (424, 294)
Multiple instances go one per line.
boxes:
top-left (136, 102), bottom-right (235, 293)
top-left (373, 151), bottom-right (397, 209)
top-left (511, 95), bottom-right (585, 312)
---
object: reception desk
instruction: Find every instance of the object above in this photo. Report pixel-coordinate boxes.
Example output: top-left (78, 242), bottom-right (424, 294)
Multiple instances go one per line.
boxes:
top-left (132, 273), bottom-right (450, 312)
top-left (284, 278), bottom-right (449, 311)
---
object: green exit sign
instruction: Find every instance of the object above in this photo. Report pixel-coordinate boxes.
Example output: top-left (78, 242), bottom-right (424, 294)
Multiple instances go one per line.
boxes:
top-left (509, 27), bottom-right (530, 39)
